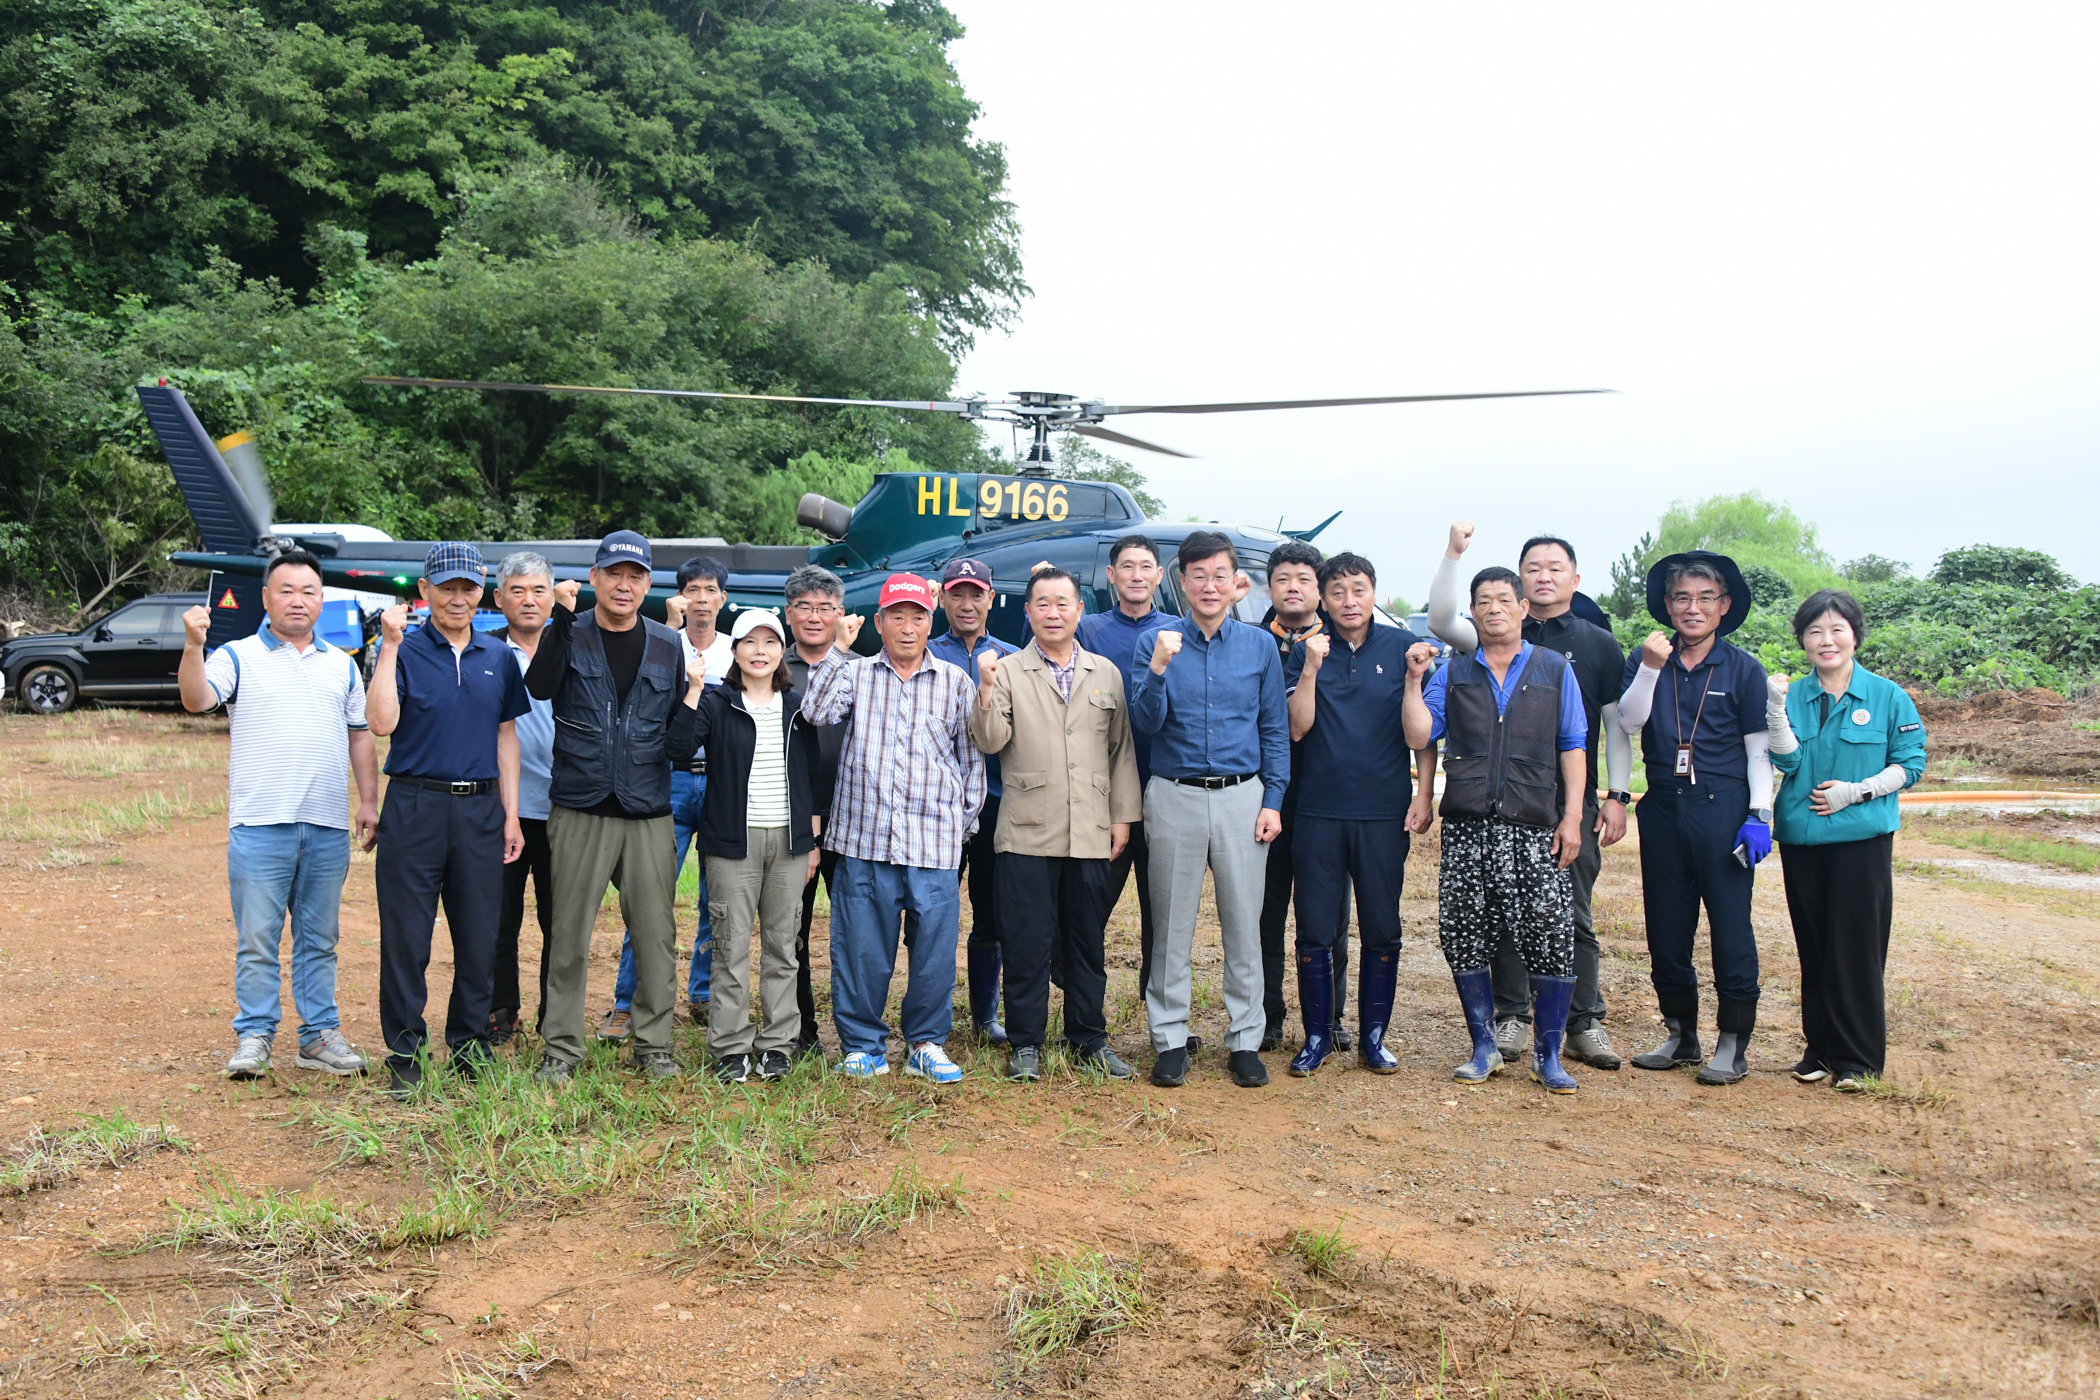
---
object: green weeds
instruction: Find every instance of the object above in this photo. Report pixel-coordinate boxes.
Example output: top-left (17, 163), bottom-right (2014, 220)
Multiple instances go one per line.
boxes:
top-left (1288, 1218), bottom-right (1357, 1280)
top-left (149, 1183), bottom-right (485, 1269)
top-left (1, 1108), bottom-right (182, 1195)
top-left (1004, 1251), bottom-right (1152, 1369)
top-left (1912, 816), bottom-right (2100, 874)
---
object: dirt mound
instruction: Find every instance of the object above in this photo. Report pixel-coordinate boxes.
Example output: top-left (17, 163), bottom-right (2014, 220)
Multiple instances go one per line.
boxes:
top-left (1913, 686), bottom-right (2100, 780)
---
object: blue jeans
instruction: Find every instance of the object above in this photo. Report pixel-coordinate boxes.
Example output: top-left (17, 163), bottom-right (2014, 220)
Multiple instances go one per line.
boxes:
top-left (614, 770), bottom-right (710, 1009)
top-left (828, 856), bottom-right (961, 1056)
top-left (226, 822), bottom-right (351, 1044)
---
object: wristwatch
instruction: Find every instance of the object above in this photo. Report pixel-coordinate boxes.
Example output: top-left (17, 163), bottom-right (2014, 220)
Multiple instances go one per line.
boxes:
top-left (1605, 789), bottom-right (1633, 805)
top-left (1753, 806), bottom-right (1773, 825)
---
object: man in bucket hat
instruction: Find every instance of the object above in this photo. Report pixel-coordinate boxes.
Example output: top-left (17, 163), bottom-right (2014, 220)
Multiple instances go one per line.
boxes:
top-left (1614, 550), bottom-right (1776, 1086)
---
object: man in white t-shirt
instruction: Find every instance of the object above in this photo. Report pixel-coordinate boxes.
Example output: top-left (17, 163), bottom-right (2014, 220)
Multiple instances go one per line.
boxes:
top-left (608, 555), bottom-right (733, 1034)
top-left (178, 549), bottom-right (380, 1080)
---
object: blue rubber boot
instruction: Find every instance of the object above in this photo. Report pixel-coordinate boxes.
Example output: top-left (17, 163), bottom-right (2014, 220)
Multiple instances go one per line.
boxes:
top-left (969, 945), bottom-right (1007, 1045)
top-left (1529, 975), bottom-right (1579, 1094)
top-left (1357, 949), bottom-right (1400, 1074)
top-left (1288, 949), bottom-right (1335, 1077)
top-left (1452, 967), bottom-right (1504, 1083)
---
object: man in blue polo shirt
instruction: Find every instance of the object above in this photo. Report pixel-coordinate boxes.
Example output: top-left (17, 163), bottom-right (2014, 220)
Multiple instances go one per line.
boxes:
top-left (367, 543), bottom-right (529, 1097)
top-left (1614, 551), bottom-right (1774, 1086)
top-left (1074, 534), bottom-right (1171, 1018)
top-left (927, 556), bottom-right (1018, 1043)
top-left (1403, 565), bottom-right (1590, 1094)
top-left (1281, 552), bottom-right (1436, 1076)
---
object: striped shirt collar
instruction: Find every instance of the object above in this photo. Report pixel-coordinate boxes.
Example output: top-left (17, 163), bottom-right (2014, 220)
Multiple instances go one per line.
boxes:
top-left (257, 619), bottom-right (331, 653)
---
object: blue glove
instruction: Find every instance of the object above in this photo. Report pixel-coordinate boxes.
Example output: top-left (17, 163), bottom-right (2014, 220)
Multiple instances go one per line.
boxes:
top-left (1734, 818), bottom-right (1772, 867)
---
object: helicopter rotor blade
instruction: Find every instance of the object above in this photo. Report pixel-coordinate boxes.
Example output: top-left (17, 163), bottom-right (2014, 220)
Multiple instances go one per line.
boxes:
top-left (1095, 389), bottom-right (1610, 416)
top-left (1069, 423), bottom-right (1196, 458)
top-left (361, 376), bottom-right (981, 414)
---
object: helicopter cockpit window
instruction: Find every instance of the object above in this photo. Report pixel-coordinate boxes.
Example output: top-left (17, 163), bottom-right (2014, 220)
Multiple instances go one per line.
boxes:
top-left (968, 478), bottom-right (1129, 533)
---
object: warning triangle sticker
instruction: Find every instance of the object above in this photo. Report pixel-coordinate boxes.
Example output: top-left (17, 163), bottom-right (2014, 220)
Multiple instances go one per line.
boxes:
top-left (216, 588), bottom-right (239, 608)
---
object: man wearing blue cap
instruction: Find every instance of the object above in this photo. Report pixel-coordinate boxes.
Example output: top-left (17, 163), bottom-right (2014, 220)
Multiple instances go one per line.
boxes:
top-left (524, 531), bottom-right (690, 1080)
top-left (1615, 551), bottom-right (1775, 1086)
top-left (367, 543), bottom-right (529, 1097)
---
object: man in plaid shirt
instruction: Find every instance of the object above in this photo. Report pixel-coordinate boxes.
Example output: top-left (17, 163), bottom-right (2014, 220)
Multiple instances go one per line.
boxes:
top-left (801, 573), bottom-right (986, 1082)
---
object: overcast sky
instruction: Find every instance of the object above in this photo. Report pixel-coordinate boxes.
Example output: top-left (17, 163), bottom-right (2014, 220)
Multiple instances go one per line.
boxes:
top-left (945, 3), bottom-right (2099, 605)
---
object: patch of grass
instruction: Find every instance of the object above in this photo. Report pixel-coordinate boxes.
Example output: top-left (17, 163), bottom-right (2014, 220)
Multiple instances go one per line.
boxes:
top-left (0, 781), bottom-right (218, 846)
top-left (1912, 817), bottom-right (2100, 874)
top-left (77, 1283), bottom-right (416, 1398)
top-left (1287, 1219), bottom-right (1357, 1280)
top-left (825, 1158), bottom-right (964, 1242)
top-left (148, 1184), bottom-right (485, 1270)
top-left (1842, 1075), bottom-right (1951, 1108)
top-left (1, 1108), bottom-right (182, 1195)
top-left (35, 739), bottom-right (222, 779)
top-left (1005, 1251), bottom-right (1152, 1368)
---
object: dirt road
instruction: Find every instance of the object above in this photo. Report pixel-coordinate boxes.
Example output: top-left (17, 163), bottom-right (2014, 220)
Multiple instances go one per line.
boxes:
top-left (0, 710), bottom-right (2094, 1397)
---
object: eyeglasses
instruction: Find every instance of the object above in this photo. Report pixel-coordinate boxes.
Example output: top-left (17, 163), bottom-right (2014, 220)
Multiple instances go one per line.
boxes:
top-left (1184, 571), bottom-right (1235, 587)
top-left (788, 601), bottom-right (841, 617)
top-left (1667, 591), bottom-right (1725, 608)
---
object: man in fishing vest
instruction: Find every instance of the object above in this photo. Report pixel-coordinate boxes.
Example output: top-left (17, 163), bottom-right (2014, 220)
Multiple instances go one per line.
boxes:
top-left (1402, 565), bottom-right (1589, 1093)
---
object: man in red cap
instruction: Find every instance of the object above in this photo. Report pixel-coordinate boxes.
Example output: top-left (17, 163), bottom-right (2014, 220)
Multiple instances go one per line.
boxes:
top-left (928, 556), bottom-right (1018, 1045)
top-left (802, 572), bottom-right (986, 1082)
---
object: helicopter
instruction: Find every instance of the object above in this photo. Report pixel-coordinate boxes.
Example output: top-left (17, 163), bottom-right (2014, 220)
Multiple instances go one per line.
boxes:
top-left (141, 377), bottom-right (1605, 651)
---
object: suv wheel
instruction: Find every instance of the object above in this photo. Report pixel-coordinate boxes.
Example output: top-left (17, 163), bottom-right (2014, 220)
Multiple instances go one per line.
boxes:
top-left (18, 664), bottom-right (78, 715)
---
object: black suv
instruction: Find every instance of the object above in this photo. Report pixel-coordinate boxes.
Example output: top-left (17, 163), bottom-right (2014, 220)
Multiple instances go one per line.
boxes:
top-left (2, 593), bottom-right (208, 714)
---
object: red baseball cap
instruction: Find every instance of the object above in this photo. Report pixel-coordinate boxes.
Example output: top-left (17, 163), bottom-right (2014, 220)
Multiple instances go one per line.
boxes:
top-left (876, 572), bottom-right (935, 611)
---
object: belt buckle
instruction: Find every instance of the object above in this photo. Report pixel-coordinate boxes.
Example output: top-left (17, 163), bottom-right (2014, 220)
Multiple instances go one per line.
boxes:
top-left (448, 780), bottom-right (475, 795)
top-left (1205, 775), bottom-right (1226, 790)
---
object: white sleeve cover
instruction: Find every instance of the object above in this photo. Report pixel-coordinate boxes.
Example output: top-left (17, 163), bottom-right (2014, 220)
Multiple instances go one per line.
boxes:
top-left (1426, 554), bottom-right (1479, 652)
top-left (1860, 762), bottom-right (1910, 801)
top-left (1618, 663), bottom-right (1660, 731)
top-left (1745, 732), bottom-right (1774, 809)
top-left (1765, 678), bottom-right (1799, 756)
top-left (1602, 702), bottom-right (1632, 791)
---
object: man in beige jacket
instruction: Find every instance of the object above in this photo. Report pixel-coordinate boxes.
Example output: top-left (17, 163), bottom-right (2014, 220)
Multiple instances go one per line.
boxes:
top-left (968, 566), bottom-right (1143, 1082)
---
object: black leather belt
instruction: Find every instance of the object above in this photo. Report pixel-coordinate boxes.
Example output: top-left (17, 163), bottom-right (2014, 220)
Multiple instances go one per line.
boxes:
top-left (689, 757), bottom-right (707, 775)
top-left (393, 775), bottom-right (497, 795)
top-left (1172, 773), bottom-right (1254, 790)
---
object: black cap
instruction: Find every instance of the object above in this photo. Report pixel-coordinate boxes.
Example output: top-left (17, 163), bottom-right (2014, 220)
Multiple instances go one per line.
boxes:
top-left (1645, 552), bottom-right (1751, 636)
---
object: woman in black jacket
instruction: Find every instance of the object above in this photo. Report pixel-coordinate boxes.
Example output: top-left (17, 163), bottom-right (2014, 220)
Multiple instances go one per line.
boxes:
top-left (669, 610), bottom-right (822, 1083)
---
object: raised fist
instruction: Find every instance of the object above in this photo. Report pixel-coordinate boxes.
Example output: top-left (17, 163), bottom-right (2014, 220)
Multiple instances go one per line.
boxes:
top-left (665, 594), bottom-right (689, 628)
top-left (380, 603), bottom-right (409, 645)
top-left (977, 652), bottom-right (1000, 687)
top-left (1446, 520), bottom-right (1476, 559)
top-left (1149, 629), bottom-right (1183, 673)
top-left (835, 612), bottom-right (865, 651)
top-left (553, 579), bottom-right (582, 611)
top-left (686, 653), bottom-right (709, 692)
top-left (1640, 631), bottom-right (1673, 670)
top-left (1767, 673), bottom-right (1790, 701)
top-left (1301, 632), bottom-right (1331, 670)
top-left (1405, 640), bottom-right (1437, 680)
top-left (181, 605), bottom-right (210, 648)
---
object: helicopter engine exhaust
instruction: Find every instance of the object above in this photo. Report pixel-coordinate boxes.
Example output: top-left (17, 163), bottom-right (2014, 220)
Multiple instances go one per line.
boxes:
top-left (797, 493), bottom-right (854, 541)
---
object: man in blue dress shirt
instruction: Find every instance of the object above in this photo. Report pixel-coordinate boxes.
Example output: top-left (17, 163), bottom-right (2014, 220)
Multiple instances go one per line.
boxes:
top-left (1129, 531), bottom-right (1289, 1091)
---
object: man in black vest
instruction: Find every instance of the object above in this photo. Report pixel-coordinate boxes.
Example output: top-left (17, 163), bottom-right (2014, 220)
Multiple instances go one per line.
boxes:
top-left (525, 531), bottom-right (689, 1082)
top-left (1402, 566), bottom-right (1590, 1093)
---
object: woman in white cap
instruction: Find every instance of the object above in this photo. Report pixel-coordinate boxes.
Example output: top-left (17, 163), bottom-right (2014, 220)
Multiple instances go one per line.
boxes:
top-left (669, 610), bottom-right (823, 1083)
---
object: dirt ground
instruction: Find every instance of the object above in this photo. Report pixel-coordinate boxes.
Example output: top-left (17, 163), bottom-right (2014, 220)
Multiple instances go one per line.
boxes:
top-left (1, 709), bottom-right (2096, 1399)
top-left (1915, 687), bottom-right (2100, 782)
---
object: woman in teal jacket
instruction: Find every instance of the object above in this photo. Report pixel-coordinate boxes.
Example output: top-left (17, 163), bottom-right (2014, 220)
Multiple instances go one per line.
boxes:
top-left (1764, 589), bottom-right (1927, 1091)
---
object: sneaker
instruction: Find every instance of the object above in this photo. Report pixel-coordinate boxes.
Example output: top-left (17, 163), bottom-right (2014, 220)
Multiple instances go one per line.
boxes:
top-left (687, 1003), bottom-right (709, 1027)
top-left (224, 1035), bottom-right (272, 1079)
top-left (905, 1042), bottom-right (963, 1085)
top-left (1565, 1026), bottom-right (1622, 1071)
top-left (1493, 1018), bottom-right (1529, 1058)
top-left (537, 1056), bottom-right (575, 1085)
top-left (1791, 1054), bottom-right (1830, 1084)
top-left (715, 1053), bottom-right (751, 1085)
top-left (598, 1007), bottom-right (633, 1042)
top-left (1332, 1023), bottom-right (1354, 1054)
top-left (487, 1009), bottom-right (519, 1048)
top-left (1259, 1024), bottom-right (1285, 1053)
top-left (1006, 1046), bottom-right (1042, 1082)
top-left (1082, 1047), bottom-right (1136, 1081)
top-left (383, 1059), bottom-right (422, 1101)
top-left (633, 1050), bottom-right (681, 1081)
top-left (1833, 1072), bottom-right (1868, 1094)
top-left (757, 1050), bottom-right (792, 1081)
top-left (1151, 1045), bottom-right (1188, 1088)
top-left (975, 1019), bottom-right (1011, 1047)
top-left (294, 1029), bottom-right (367, 1076)
top-left (838, 1051), bottom-right (889, 1078)
top-left (1229, 1049), bottom-right (1270, 1088)
top-left (1186, 1034), bottom-right (1205, 1055)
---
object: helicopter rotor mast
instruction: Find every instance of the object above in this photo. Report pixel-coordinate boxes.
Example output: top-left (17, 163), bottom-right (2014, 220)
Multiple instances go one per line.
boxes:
top-left (360, 377), bottom-right (1608, 465)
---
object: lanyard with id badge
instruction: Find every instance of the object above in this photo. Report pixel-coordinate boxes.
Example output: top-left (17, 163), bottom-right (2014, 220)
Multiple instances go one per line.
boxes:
top-left (1672, 662), bottom-right (1714, 784)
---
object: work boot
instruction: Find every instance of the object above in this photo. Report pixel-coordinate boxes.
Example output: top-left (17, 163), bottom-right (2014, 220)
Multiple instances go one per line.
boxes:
top-left (1696, 996), bottom-right (1756, 1086)
top-left (1631, 985), bottom-right (1703, 1071)
top-left (1357, 949), bottom-right (1400, 1074)
top-left (1451, 968), bottom-right (1504, 1083)
top-left (969, 947), bottom-right (1007, 1045)
top-left (1528, 975), bottom-right (1579, 1094)
top-left (1288, 948), bottom-right (1336, 1077)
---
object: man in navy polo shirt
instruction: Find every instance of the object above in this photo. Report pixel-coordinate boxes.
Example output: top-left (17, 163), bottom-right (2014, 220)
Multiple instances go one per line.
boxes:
top-left (1615, 551), bottom-right (1775, 1087)
top-left (367, 542), bottom-right (529, 1097)
top-left (927, 556), bottom-right (1018, 1043)
top-left (1282, 552), bottom-right (1437, 1076)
